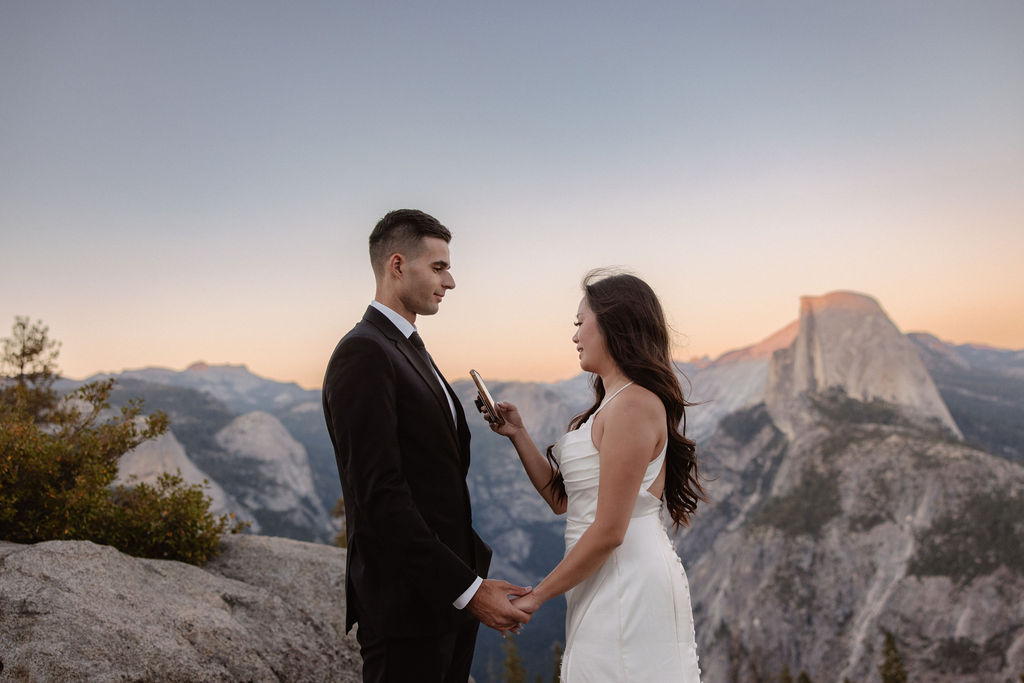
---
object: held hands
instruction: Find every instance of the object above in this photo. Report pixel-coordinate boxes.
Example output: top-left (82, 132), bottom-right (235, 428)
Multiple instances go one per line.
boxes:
top-left (467, 579), bottom-right (535, 636)
top-left (510, 590), bottom-right (543, 615)
top-left (477, 400), bottom-right (524, 438)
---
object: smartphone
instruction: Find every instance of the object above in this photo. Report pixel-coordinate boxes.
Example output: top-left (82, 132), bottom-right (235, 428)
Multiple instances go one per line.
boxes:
top-left (470, 369), bottom-right (505, 426)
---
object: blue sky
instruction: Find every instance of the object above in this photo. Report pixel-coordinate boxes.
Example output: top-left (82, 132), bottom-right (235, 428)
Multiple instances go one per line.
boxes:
top-left (2, 1), bottom-right (1022, 387)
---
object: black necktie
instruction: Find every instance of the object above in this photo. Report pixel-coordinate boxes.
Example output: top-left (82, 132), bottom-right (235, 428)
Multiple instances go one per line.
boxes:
top-left (409, 331), bottom-right (430, 364)
top-left (410, 331), bottom-right (456, 422)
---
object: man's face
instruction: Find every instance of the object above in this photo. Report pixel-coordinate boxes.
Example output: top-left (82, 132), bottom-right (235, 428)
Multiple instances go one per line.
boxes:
top-left (397, 236), bottom-right (455, 317)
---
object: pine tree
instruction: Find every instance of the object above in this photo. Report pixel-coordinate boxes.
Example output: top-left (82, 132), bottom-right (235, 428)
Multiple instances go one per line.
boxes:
top-left (0, 316), bottom-right (59, 421)
top-left (878, 630), bottom-right (908, 683)
top-left (501, 636), bottom-right (527, 683)
top-left (779, 664), bottom-right (794, 683)
top-left (551, 641), bottom-right (564, 682)
top-left (797, 671), bottom-right (813, 683)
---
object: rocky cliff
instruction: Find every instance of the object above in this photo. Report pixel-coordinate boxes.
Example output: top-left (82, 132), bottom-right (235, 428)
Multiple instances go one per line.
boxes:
top-left (766, 291), bottom-right (960, 437)
top-left (677, 292), bottom-right (1024, 681)
top-left (213, 411), bottom-right (333, 539)
top-left (685, 320), bottom-right (799, 442)
top-left (64, 372), bottom-right (341, 543)
top-left (0, 535), bottom-right (361, 681)
top-left (116, 429), bottom-right (261, 532)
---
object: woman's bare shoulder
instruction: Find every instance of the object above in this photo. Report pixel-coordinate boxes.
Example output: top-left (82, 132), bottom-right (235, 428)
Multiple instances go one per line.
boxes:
top-left (605, 383), bottom-right (665, 422)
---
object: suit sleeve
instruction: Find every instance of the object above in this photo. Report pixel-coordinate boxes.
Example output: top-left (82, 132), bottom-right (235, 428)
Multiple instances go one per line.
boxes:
top-left (324, 335), bottom-right (478, 607)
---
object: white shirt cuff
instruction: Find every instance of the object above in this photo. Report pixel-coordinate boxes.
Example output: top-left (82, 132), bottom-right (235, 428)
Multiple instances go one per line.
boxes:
top-left (453, 576), bottom-right (483, 610)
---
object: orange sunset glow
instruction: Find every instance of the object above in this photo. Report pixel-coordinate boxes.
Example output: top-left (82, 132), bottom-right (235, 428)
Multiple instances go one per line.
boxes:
top-left (2, 3), bottom-right (1022, 389)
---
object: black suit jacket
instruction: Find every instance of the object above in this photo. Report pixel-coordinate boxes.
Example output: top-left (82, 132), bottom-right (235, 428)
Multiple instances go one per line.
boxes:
top-left (322, 306), bottom-right (491, 638)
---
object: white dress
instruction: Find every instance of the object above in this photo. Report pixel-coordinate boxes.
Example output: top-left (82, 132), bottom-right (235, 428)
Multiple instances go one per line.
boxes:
top-left (552, 384), bottom-right (701, 682)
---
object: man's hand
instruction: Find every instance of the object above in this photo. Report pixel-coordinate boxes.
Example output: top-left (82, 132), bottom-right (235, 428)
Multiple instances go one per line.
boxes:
top-left (467, 579), bottom-right (533, 635)
top-left (510, 591), bottom-right (543, 616)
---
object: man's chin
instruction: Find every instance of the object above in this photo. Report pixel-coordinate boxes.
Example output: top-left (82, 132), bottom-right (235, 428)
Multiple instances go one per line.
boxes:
top-left (417, 303), bottom-right (441, 316)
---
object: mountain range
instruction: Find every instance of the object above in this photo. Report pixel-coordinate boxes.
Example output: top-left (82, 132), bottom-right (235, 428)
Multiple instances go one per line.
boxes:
top-left (63, 291), bottom-right (1024, 681)
top-left (679, 293), bottom-right (1023, 681)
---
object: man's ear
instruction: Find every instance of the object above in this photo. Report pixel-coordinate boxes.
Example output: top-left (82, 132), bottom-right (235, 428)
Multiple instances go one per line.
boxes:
top-left (388, 253), bottom-right (404, 278)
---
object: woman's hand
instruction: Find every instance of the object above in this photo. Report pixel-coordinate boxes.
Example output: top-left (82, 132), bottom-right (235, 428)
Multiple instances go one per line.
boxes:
top-left (510, 589), bottom-right (544, 616)
top-left (501, 589), bottom-right (543, 636)
top-left (476, 397), bottom-right (524, 438)
top-left (484, 401), bottom-right (525, 438)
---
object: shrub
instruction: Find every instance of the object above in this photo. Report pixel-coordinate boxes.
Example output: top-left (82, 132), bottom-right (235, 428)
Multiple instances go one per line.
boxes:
top-left (98, 472), bottom-right (243, 565)
top-left (0, 317), bottom-right (245, 565)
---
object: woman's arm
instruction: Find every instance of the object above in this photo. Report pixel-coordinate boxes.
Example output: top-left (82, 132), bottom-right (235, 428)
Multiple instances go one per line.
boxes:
top-left (488, 401), bottom-right (567, 515)
top-left (513, 389), bottom-right (665, 612)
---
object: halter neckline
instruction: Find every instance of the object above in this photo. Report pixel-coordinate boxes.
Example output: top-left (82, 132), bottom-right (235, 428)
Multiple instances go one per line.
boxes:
top-left (595, 381), bottom-right (634, 414)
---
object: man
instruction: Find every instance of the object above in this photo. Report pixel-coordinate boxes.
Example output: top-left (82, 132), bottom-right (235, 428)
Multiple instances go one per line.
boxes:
top-left (322, 209), bottom-right (532, 682)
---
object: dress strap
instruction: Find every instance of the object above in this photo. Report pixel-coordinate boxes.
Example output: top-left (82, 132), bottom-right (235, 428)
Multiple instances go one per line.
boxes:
top-left (594, 381), bottom-right (634, 414)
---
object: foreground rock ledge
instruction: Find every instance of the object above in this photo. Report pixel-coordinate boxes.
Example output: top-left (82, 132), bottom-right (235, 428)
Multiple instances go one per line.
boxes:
top-left (0, 535), bottom-right (361, 682)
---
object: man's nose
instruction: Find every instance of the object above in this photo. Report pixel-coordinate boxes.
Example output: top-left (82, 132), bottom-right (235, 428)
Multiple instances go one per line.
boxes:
top-left (443, 272), bottom-right (456, 289)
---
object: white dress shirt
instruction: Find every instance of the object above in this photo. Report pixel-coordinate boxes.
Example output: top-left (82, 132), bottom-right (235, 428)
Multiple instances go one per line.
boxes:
top-left (369, 300), bottom-right (482, 609)
top-left (370, 301), bottom-right (456, 422)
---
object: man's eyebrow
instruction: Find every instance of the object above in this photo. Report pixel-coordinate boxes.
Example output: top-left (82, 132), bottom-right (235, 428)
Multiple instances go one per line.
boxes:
top-left (431, 259), bottom-right (450, 268)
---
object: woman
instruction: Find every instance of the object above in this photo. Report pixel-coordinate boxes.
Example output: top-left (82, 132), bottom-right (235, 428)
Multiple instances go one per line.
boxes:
top-left (483, 270), bottom-right (704, 682)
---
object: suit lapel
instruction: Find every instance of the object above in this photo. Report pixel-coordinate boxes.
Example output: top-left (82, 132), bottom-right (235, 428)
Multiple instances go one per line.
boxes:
top-left (363, 307), bottom-right (460, 441)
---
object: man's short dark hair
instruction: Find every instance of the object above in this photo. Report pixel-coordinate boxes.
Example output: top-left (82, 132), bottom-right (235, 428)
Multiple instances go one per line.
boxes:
top-left (369, 209), bottom-right (452, 278)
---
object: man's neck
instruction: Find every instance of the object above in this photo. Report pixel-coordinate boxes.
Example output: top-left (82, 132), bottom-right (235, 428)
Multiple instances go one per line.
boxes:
top-left (373, 292), bottom-right (416, 325)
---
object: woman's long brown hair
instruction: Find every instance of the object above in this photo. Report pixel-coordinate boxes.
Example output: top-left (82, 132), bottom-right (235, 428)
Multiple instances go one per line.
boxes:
top-left (545, 270), bottom-right (706, 528)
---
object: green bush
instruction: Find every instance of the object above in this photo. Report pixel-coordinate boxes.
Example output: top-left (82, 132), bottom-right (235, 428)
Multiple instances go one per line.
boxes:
top-left (0, 317), bottom-right (245, 565)
top-left (99, 472), bottom-right (243, 565)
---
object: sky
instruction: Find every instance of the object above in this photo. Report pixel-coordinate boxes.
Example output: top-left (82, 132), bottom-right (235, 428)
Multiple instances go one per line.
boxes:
top-left (2, 1), bottom-right (1022, 389)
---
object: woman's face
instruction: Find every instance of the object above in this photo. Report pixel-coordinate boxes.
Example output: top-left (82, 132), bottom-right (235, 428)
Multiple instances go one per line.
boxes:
top-left (573, 297), bottom-right (609, 373)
